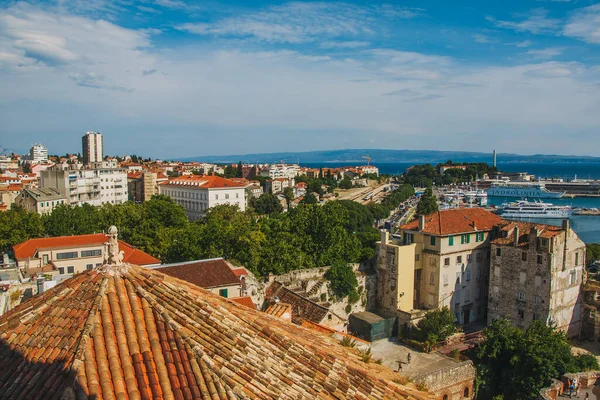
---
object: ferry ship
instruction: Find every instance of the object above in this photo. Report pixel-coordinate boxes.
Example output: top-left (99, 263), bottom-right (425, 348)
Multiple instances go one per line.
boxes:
top-left (487, 183), bottom-right (565, 199)
top-left (495, 200), bottom-right (576, 219)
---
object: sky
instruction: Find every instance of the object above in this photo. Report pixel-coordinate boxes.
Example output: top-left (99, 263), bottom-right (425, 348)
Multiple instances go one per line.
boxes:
top-left (0, 0), bottom-right (599, 159)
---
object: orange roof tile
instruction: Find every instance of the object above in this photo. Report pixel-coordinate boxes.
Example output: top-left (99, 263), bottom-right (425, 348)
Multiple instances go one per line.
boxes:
top-left (13, 234), bottom-right (160, 265)
top-left (491, 220), bottom-right (563, 246)
top-left (401, 208), bottom-right (504, 236)
top-left (0, 265), bottom-right (431, 399)
top-left (160, 174), bottom-right (248, 189)
top-left (155, 258), bottom-right (240, 288)
top-left (231, 296), bottom-right (256, 309)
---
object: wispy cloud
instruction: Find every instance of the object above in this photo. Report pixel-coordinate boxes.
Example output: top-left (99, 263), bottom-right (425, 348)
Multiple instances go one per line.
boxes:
top-left (319, 41), bottom-right (370, 49)
top-left (487, 8), bottom-right (561, 34)
top-left (142, 68), bottom-right (157, 76)
top-left (526, 47), bottom-right (564, 59)
top-left (473, 34), bottom-right (496, 44)
top-left (563, 4), bottom-right (600, 44)
top-left (69, 72), bottom-right (134, 92)
top-left (177, 3), bottom-right (422, 43)
top-left (506, 40), bottom-right (534, 48)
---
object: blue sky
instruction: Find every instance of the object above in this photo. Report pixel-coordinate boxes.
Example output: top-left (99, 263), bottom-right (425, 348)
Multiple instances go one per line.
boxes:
top-left (1, 0), bottom-right (599, 158)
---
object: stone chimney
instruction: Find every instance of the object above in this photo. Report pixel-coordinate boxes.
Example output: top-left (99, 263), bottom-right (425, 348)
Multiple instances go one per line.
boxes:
top-left (562, 219), bottom-right (570, 232)
top-left (380, 229), bottom-right (389, 244)
top-left (418, 215), bottom-right (426, 232)
top-left (513, 226), bottom-right (520, 247)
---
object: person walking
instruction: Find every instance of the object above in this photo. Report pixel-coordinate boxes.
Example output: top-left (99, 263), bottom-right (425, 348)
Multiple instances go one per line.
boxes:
top-left (407, 352), bottom-right (412, 364)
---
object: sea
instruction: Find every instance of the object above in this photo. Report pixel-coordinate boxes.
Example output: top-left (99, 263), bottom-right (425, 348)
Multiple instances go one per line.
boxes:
top-left (303, 161), bottom-right (600, 243)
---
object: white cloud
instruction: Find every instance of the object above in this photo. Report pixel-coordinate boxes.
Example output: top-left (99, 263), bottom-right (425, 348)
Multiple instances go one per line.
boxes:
top-left (320, 41), bottom-right (370, 49)
top-left (508, 40), bottom-right (534, 48)
top-left (526, 47), bottom-right (564, 59)
top-left (487, 8), bottom-right (561, 34)
top-left (564, 4), bottom-right (600, 44)
top-left (177, 2), bottom-right (421, 43)
top-left (473, 34), bottom-right (495, 44)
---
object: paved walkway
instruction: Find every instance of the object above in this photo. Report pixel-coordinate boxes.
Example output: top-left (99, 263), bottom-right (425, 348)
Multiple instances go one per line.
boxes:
top-left (559, 385), bottom-right (596, 399)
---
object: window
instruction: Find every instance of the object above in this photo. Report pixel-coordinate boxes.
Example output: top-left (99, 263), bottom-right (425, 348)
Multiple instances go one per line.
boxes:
top-left (215, 194), bottom-right (219, 200)
top-left (430, 236), bottom-right (436, 246)
top-left (519, 292), bottom-right (525, 301)
top-left (429, 272), bottom-right (435, 285)
top-left (537, 255), bottom-right (543, 264)
top-left (56, 251), bottom-right (78, 260)
top-left (534, 295), bottom-right (541, 304)
top-left (96, 263), bottom-right (102, 267)
top-left (225, 194), bottom-right (229, 199)
top-left (521, 252), bottom-right (528, 262)
top-left (67, 266), bottom-right (74, 274)
top-left (461, 234), bottom-right (470, 244)
top-left (464, 388), bottom-right (470, 398)
top-left (475, 232), bottom-right (484, 242)
top-left (58, 267), bottom-right (65, 275)
top-left (533, 313), bottom-right (540, 321)
top-left (570, 270), bottom-right (578, 285)
top-left (219, 289), bottom-right (228, 298)
top-left (518, 309), bottom-right (524, 319)
top-left (575, 252), bottom-right (580, 265)
top-left (456, 272), bottom-right (461, 285)
top-left (415, 254), bottom-right (420, 262)
top-left (457, 255), bottom-right (462, 264)
top-left (86, 264), bottom-right (93, 271)
top-left (467, 254), bottom-right (472, 263)
top-left (236, 193), bottom-right (239, 199)
top-left (81, 249), bottom-right (102, 257)
top-left (42, 254), bottom-right (49, 264)
top-left (476, 252), bottom-right (482, 262)
top-left (444, 257), bottom-right (450, 266)
top-left (464, 288), bottom-right (470, 303)
top-left (449, 236), bottom-right (454, 246)
top-left (466, 269), bottom-right (471, 281)
top-left (496, 248), bottom-right (502, 257)
top-left (443, 274), bottom-right (449, 286)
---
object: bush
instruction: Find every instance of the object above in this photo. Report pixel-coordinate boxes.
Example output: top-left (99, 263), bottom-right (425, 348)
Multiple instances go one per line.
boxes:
top-left (345, 304), bottom-right (352, 313)
top-left (571, 353), bottom-right (599, 371)
top-left (340, 337), bottom-right (356, 348)
top-left (348, 290), bottom-right (360, 304)
top-left (417, 307), bottom-right (456, 343)
top-left (325, 261), bottom-right (358, 298)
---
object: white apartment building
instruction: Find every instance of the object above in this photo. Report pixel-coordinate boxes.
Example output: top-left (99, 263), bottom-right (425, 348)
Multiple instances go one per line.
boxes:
top-left (259, 164), bottom-right (299, 179)
top-left (40, 166), bottom-right (128, 206)
top-left (82, 131), bottom-right (103, 165)
top-left (159, 175), bottom-right (248, 221)
top-left (29, 144), bottom-right (48, 164)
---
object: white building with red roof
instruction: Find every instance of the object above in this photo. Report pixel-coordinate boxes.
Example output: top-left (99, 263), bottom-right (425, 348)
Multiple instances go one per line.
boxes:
top-left (159, 174), bottom-right (249, 220)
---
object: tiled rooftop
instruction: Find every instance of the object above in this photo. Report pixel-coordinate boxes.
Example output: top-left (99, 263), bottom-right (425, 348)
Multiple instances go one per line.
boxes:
top-left (491, 220), bottom-right (563, 246)
top-left (160, 175), bottom-right (248, 189)
top-left (154, 258), bottom-right (241, 289)
top-left (0, 265), bottom-right (431, 399)
top-left (13, 234), bottom-right (160, 266)
top-left (266, 281), bottom-right (329, 324)
top-left (401, 208), bottom-right (504, 236)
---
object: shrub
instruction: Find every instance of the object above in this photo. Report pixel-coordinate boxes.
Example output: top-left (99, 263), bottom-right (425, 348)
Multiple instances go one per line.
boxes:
top-left (325, 261), bottom-right (358, 298)
top-left (348, 290), bottom-right (360, 304)
top-left (360, 348), bottom-right (374, 363)
top-left (340, 337), bottom-right (356, 348)
top-left (345, 304), bottom-right (352, 313)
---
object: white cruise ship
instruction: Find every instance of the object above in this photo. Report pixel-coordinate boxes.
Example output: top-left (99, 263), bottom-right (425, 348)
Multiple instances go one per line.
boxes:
top-left (496, 200), bottom-right (576, 219)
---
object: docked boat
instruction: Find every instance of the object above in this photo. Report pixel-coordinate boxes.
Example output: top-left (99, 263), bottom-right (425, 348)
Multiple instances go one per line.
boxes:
top-left (487, 183), bottom-right (565, 199)
top-left (495, 200), bottom-right (576, 219)
top-left (464, 190), bottom-right (488, 206)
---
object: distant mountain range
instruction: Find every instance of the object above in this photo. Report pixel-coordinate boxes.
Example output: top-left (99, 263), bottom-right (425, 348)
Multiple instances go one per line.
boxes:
top-left (0, 145), bottom-right (14, 156)
top-left (178, 149), bottom-right (600, 165)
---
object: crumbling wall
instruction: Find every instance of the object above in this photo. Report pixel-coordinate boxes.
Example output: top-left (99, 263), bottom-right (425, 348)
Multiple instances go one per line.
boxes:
top-left (411, 359), bottom-right (476, 400)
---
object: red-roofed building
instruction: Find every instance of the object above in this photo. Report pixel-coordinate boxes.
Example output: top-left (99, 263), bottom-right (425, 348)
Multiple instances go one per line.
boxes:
top-left (232, 296), bottom-right (256, 309)
top-left (158, 174), bottom-right (249, 220)
top-left (378, 208), bottom-right (504, 326)
top-left (13, 233), bottom-right (160, 277)
top-left (151, 258), bottom-right (246, 299)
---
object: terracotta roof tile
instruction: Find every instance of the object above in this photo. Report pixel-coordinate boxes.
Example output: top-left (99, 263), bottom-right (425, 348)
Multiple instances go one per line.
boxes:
top-left (160, 175), bottom-right (248, 189)
top-left (231, 296), bottom-right (256, 309)
top-left (401, 208), bottom-right (504, 236)
top-left (0, 264), bottom-right (432, 399)
top-left (155, 258), bottom-right (240, 289)
top-left (491, 220), bottom-right (563, 246)
top-left (266, 282), bottom-right (329, 324)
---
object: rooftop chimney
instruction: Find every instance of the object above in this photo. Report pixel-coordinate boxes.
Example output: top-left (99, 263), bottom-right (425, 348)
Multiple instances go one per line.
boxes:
top-left (562, 219), bottom-right (570, 232)
top-left (418, 215), bottom-right (426, 232)
top-left (513, 226), bottom-right (520, 247)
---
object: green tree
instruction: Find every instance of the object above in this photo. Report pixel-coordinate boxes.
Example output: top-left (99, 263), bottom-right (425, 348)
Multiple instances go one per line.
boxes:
top-left (416, 307), bottom-right (456, 346)
top-left (416, 186), bottom-right (438, 216)
top-left (587, 243), bottom-right (600, 264)
top-left (475, 319), bottom-right (598, 400)
top-left (236, 161), bottom-right (243, 178)
top-left (325, 261), bottom-right (358, 298)
top-left (300, 193), bottom-right (318, 204)
top-left (339, 177), bottom-right (353, 189)
top-left (0, 206), bottom-right (44, 253)
top-left (367, 203), bottom-right (389, 222)
top-left (253, 193), bottom-right (283, 215)
top-left (43, 203), bottom-right (102, 236)
top-left (283, 187), bottom-right (295, 211)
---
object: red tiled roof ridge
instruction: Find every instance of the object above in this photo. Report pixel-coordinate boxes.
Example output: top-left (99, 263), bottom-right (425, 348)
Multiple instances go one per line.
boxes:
top-left (401, 208), bottom-right (504, 236)
top-left (0, 265), bottom-right (432, 399)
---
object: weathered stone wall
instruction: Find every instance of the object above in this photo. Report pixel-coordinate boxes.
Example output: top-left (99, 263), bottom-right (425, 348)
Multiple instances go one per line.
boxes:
top-left (411, 359), bottom-right (476, 400)
top-left (538, 371), bottom-right (600, 400)
top-left (581, 281), bottom-right (600, 341)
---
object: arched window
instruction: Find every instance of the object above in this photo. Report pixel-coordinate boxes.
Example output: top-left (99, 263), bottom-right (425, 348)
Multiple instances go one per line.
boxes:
top-left (443, 395), bottom-right (448, 400)
top-left (464, 387), bottom-right (470, 397)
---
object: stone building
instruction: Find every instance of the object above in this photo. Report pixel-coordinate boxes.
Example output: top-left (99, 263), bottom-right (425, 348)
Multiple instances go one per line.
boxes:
top-left (488, 220), bottom-right (586, 338)
top-left (15, 187), bottom-right (67, 214)
top-left (378, 208), bottom-right (503, 326)
top-left (581, 280), bottom-right (600, 342)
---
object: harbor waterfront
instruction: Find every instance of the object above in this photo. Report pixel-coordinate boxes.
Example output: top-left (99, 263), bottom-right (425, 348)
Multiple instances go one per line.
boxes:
top-left (488, 196), bottom-right (600, 244)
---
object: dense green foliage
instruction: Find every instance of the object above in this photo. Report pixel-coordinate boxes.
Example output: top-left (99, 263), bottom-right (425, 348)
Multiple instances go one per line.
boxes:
top-left (475, 319), bottom-right (599, 400)
top-left (0, 206), bottom-right (45, 253)
top-left (587, 243), bottom-right (600, 263)
top-left (250, 193), bottom-right (283, 215)
top-left (416, 307), bottom-right (456, 345)
top-left (416, 186), bottom-right (438, 216)
top-left (325, 261), bottom-right (358, 298)
top-left (381, 184), bottom-right (415, 211)
top-left (402, 161), bottom-right (498, 187)
top-left (338, 177), bottom-right (353, 189)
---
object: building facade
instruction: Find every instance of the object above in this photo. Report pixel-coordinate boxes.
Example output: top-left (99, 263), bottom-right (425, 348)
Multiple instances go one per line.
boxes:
top-left (488, 220), bottom-right (585, 338)
top-left (29, 144), bottom-right (48, 164)
top-left (159, 174), bottom-right (248, 221)
top-left (378, 209), bottom-right (503, 326)
top-left (16, 188), bottom-right (67, 214)
top-left (128, 171), bottom-right (158, 202)
top-left (40, 166), bottom-right (128, 206)
top-left (81, 131), bottom-right (103, 165)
